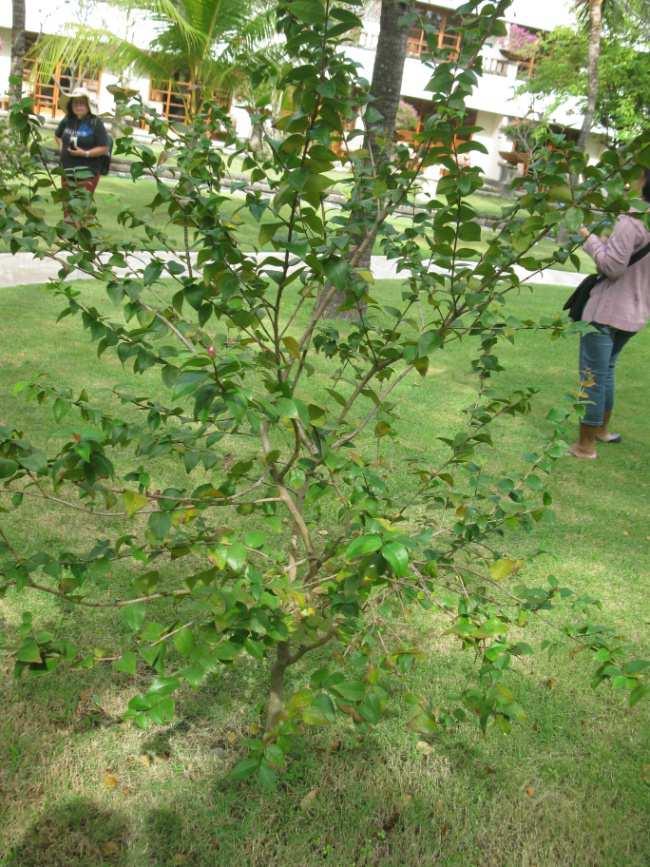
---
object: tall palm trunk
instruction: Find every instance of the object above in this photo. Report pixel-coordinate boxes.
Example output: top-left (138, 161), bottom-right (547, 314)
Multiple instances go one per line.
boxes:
top-left (578, 0), bottom-right (604, 151)
top-left (9, 0), bottom-right (27, 105)
top-left (323, 0), bottom-right (410, 317)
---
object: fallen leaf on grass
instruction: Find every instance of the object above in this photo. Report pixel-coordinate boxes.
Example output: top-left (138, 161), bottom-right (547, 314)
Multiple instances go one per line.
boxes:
top-left (103, 772), bottom-right (119, 789)
top-left (299, 787), bottom-right (319, 810)
top-left (525, 786), bottom-right (535, 797)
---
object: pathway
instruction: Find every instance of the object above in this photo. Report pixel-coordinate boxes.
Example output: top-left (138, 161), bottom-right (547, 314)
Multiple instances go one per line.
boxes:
top-left (0, 251), bottom-right (586, 290)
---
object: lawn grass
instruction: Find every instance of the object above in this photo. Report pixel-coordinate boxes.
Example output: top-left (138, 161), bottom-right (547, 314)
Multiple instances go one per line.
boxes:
top-left (0, 277), bottom-right (649, 866)
top-left (3, 174), bottom-right (593, 273)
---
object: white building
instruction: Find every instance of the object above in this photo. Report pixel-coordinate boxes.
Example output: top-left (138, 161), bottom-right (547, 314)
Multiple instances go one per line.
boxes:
top-left (346, 0), bottom-right (604, 183)
top-left (0, 0), bottom-right (602, 183)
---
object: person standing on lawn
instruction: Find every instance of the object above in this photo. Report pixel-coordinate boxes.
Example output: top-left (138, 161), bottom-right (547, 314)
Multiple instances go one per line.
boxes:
top-left (54, 87), bottom-right (109, 219)
top-left (569, 168), bottom-right (650, 459)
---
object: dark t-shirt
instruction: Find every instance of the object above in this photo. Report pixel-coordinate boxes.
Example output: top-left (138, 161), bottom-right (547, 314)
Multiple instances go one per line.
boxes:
top-left (55, 115), bottom-right (108, 177)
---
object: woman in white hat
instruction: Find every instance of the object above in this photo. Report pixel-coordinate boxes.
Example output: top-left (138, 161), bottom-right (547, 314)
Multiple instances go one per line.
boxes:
top-left (54, 87), bottom-right (109, 216)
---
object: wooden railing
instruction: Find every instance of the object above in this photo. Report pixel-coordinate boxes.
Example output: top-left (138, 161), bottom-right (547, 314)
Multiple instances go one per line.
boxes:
top-left (406, 5), bottom-right (461, 60)
top-left (22, 59), bottom-right (100, 119)
top-left (149, 79), bottom-right (231, 123)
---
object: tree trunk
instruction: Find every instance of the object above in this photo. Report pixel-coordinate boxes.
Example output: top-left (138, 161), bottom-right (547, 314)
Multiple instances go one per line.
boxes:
top-left (9, 0), bottom-right (27, 105)
top-left (265, 642), bottom-right (290, 731)
top-left (323, 0), bottom-right (410, 317)
top-left (365, 0), bottom-right (411, 175)
top-left (577, 0), bottom-right (603, 151)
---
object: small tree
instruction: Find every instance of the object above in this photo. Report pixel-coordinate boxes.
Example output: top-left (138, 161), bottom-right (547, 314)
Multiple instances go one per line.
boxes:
top-left (525, 25), bottom-right (650, 142)
top-left (0, 0), bottom-right (648, 785)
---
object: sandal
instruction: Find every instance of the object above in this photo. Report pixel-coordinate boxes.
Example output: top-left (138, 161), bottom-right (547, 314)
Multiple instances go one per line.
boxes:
top-left (595, 433), bottom-right (622, 443)
top-left (568, 445), bottom-right (597, 460)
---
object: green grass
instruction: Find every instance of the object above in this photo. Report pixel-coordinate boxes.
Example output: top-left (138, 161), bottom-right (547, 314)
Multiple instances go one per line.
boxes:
top-left (4, 175), bottom-right (592, 273)
top-left (0, 276), bottom-right (648, 866)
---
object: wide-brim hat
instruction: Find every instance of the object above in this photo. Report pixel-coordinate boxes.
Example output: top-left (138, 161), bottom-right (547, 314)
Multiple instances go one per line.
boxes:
top-left (59, 86), bottom-right (97, 112)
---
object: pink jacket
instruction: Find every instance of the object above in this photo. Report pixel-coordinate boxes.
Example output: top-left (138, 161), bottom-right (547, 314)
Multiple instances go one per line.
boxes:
top-left (582, 214), bottom-right (650, 333)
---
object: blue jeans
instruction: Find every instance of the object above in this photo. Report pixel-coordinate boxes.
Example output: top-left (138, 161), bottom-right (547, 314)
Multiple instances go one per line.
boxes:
top-left (579, 324), bottom-right (635, 426)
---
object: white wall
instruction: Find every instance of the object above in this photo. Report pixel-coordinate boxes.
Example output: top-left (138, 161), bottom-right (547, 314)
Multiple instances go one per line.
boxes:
top-left (0, 28), bottom-right (11, 100)
top-left (473, 110), bottom-right (504, 179)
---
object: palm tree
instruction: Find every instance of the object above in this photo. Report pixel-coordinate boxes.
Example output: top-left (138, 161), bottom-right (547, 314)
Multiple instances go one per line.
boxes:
top-left (9, 0), bottom-right (26, 105)
top-left (30, 0), bottom-right (275, 121)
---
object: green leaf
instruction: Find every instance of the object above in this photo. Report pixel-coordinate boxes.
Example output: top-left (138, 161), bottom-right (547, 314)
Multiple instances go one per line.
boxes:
top-left (0, 459), bottom-right (18, 479)
top-left (259, 222), bottom-right (284, 246)
top-left (173, 628), bottom-right (194, 657)
top-left (289, 0), bottom-right (326, 24)
top-left (121, 603), bottom-right (146, 633)
top-left (229, 756), bottom-right (260, 781)
top-left (345, 535), bottom-right (382, 559)
top-left (148, 695), bottom-right (175, 725)
top-left (629, 684), bottom-right (649, 707)
top-left (115, 651), bottom-right (137, 675)
top-left (264, 744), bottom-right (285, 768)
top-left (226, 543), bottom-right (247, 572)
top-left (458, 222), bottom-right (481, 242)
top-left (276, 398), bottom-right (299, 419)
top-left (148, 510), bottom-right (171, 540)
top-left (16, 638), bottom-right (42, 664)
top-left (258, 759), bottom-right (278, 788)
top-left (143, 261), bottom-right (163, 285)
top-left (332, 680), bottom-right (366, 702)
top-left (358, 693), bottom-right (382, 724)
top-left (323, 258), bottom-right (351, 290)
top-left (243, 531), bottom-right (266, 549)
top-left (381, 541), bottom-right (409, 577)
top-left (213, 641), bottom-right (240, 661)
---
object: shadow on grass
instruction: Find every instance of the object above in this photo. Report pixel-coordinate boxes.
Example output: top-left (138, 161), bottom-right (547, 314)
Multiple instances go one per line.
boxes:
top-left (4, 797), bottom-right (130, 867)
top-left (1, 630), bottom-right (649, 866)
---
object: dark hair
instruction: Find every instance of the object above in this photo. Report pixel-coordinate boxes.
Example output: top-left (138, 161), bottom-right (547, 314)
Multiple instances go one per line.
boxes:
top-left (65, 97), bottom-right (94, 121)
top-left (643, 169), bottom-right (650, 204)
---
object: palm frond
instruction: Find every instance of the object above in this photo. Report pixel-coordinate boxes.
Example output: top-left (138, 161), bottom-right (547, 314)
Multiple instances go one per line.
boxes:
top-left (29, 28), bottom-right (178, 85)
top-left (95, 0), bottom-right (205, 49)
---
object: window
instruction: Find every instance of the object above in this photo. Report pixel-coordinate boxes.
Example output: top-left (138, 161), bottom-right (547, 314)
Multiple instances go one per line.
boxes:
top-left (22, 33), bottom-right (100, 118)
top-left (149, 77), bottom-right (231, 123)
top-left (400, 97), bottom-right (477, 146)
top-left (406, 4), bottom-right (462, 60)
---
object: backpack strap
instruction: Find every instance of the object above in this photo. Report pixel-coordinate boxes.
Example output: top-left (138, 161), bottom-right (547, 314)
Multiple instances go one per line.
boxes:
top-left (628, 240), bottom-right (650, 268)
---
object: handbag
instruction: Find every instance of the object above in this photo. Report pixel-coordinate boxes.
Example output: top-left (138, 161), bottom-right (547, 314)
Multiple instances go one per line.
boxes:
top-left (564, 241), bottom-right (650, 322)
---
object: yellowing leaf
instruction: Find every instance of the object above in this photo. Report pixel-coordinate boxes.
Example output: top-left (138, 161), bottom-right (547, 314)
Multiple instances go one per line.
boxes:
top-left (123, 490), bottom-right (148, 517)
top-left (282, 336), bottom-right (301, 359)
top-left (489, 558), bottom-right (523, 581)
top-left (103, 772), bottom-right (119, 789)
